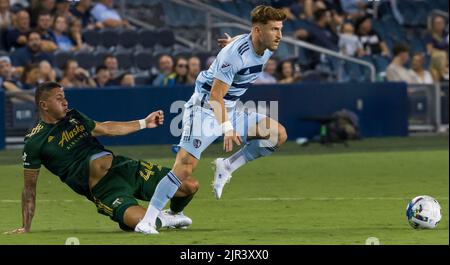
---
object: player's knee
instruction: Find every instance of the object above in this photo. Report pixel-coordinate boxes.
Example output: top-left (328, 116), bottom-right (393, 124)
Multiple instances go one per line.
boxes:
top-left (184, 178), bottom-right (199, 195)
top-left (277, 124), bottom-right (288, 146)
top-left (173, 153), bottom-right (197, 179)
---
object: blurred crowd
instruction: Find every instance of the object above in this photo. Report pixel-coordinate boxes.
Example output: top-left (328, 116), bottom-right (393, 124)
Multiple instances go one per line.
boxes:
top-left (268, 0), bottom-right (448, 84)
top-left (0, 0), bottom-right (448, 97)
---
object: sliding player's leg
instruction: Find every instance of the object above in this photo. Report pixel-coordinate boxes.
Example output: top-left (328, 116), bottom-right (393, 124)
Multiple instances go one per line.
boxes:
top-left (213, 112), bottom-right (288, 199)
top-left (120, 177), bottom-right (200, 232)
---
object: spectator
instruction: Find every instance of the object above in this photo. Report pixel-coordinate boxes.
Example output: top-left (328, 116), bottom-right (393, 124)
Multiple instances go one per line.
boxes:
top-left (286, 0), bottom-right (314, 21)
top-left (409, 53), bottom-right (433, 84)
top-left (30, 0), bottom-right (56, 27)
top-left (38, 60), bottom-right (55, 83)
top-left (94, 65), bottom-right (110, 87)
top-left (338, 22), bottom-right (364, 57)
top-left (386, 43), bottom-right (413, 83)
top-left (255, 58), bottom-right (277, 84)
top-left (90, 0), bottom-right (130, 28)
top-left (186, 56), bottom-right (201, 85)
top-left (0, 0), bottom-right (12, 30)
top-left (340, 0), bottom-right (368, 20)
top-left (0, 55), bottom-right (21, 88)
top-left (103, 54), bottom-right (131, 86)
top-left (425, 15), bottom-right (448, 55)
top-left (54, 0), bottom-right (72, 20)
top-left (70, 0), bottom-right (99, 29)
top-left (4, 9), bottom-right (30, 51)
top-left (0, 55), bottom-right (35, 102)
top-left (20, 63), bottom-right (40, 90)
top-left (429, 50), bottom-right (449, 82)
top-left (152, 54), bottom-right (173, 86)
top-left (355, 15), bottom-right (389, 57)
top-left (295, 9), bottom-right (339, 69)
top-left (52, 15), bottom-right (77, 51)
top-left (164, 57), bottom-right (188, 86)
top-left (11, 31), bottom-right (54, 73)
top-left (277, 60), bottom-right (301, 84)
top-left (60, 59), bottom-right (95, 88)
top-left (119, 72), bottom-right (135, 87)
top-left (67, 18), bottom-right (85, 51)
top-left (10, 0), bottom-right (28, 9)
top-left (425, 15), bottom-right (449, 82)
top-left (35, 11), bottom-right (58, 53)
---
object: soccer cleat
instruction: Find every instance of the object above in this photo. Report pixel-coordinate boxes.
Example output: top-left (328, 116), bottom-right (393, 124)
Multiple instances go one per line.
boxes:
top-left (134, 221), bottom-right (159, 235)
top-left (212, 158), bottom-right (232, 200)
top-left (158, 209), bottom-right (192, 229)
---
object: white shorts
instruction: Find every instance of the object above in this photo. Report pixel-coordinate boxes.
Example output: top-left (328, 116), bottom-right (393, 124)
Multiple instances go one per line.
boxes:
top-left (178, 105), bottom-right (266, 160)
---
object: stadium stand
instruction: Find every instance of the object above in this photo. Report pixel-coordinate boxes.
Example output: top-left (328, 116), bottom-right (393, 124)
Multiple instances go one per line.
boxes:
top-left (0, 0), bottom-right (447, 86)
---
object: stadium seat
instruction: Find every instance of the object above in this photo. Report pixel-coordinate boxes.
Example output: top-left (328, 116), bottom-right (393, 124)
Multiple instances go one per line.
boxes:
top-left (115, 51), bottom-right (134, 70)
top-left (82, 29), bottom-right (101, 47)
top-left (157, 29), bottom-right (176, 48)
top-left (54, 51), bottom-right (74, 70)
top-left (73, 51), bottom-right (96, 71)
top-left (138, 29), bottom-right (158, 49)
top-left (93, 50), bottom-right (110, 68)
top-left (100, 29), bottom-right (120, 49)
top-left (135, 75), bottom-right (150, 85)
top-left (118, 29), bottom-right (139, 50)
top-left (372, 55), bottom-right (390, 73)
top-left (134, 51), bottom-right (154, 71)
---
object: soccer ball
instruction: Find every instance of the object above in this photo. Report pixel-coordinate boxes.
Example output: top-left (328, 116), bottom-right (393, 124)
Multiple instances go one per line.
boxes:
top-left (406, 195), bottom-right (442, 229)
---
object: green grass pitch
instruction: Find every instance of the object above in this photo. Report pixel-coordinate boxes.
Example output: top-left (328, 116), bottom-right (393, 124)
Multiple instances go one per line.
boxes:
top-left (0, 136), bottom-right (448, 245)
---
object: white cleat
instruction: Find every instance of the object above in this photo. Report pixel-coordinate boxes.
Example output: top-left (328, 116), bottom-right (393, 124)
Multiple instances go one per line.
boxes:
top-left (134, 221), bottom-right (159, 235)
top-left (158, 209), bottom-right (192, 229)
top-left (212, 158), bottom-right (232, 200)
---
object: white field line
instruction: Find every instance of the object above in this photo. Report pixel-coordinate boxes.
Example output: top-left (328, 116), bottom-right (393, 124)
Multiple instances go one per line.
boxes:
top-left (1, 197), bottom-right (448, 203)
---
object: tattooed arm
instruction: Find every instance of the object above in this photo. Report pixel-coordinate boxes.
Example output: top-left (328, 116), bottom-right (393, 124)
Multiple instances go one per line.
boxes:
top-left (4, 169), bottom-right (39, 234)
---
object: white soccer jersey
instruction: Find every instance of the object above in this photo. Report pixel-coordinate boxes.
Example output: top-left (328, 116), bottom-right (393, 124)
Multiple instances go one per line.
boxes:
top-left (192, 34), bottom-right (273, 109)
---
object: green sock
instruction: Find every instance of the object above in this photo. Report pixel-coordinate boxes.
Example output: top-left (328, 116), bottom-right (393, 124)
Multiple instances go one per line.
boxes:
top-left (170, 193), bottom-right (195, 213)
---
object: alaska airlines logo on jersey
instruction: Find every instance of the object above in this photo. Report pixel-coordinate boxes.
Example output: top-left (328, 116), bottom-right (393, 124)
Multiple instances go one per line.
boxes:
top-left (25, 124), bottom-right (44, 138)
top-left (58, 124), bottom-right (86, 147)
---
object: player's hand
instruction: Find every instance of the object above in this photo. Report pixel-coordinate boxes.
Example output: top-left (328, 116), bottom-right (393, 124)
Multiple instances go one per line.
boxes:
top-left (217, 33), bottom-right (232, 48)
top-left (145, 110), bottom-right (164, 128)
top-left (4, 227), bottom-right (27, 235)
top-left (223, 130), bottom-right (242, 152)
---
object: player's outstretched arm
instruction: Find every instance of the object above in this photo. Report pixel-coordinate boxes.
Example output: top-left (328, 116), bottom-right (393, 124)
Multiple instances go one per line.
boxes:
top-left (209, 79), bottom-right (242, 152)
top-left (92, 110), bottom-right (164, 137)
top-left (5, 169), bottom-right (39, 234)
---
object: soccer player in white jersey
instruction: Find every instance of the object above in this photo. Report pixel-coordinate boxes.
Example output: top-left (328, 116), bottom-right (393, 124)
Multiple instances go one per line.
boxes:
top-left (135, 5), bottom-right (288, 234)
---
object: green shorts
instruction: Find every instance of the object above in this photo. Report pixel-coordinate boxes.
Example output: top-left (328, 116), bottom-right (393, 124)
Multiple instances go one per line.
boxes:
top-left (90, 155), bottom-right (170, 228)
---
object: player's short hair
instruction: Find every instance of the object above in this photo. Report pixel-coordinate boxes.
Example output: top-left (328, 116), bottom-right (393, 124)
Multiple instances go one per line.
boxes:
top-left (251, 5), bottom-right (286, 25)
top-left (35, 81), bottom-right (62, 108)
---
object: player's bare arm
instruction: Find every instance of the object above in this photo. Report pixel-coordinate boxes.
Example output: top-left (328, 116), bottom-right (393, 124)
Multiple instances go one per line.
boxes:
top-left (92, 110), bottom-right (164, 137)
top-left (209, 79), bottom-right (242, 152)
top-left (5, 169), bottom-right (39, 234)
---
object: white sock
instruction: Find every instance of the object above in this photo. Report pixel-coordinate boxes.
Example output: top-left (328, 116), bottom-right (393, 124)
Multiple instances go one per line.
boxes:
top-left (140, 205), bottom-right (160, 226)
top-left (224, 149), bottom-right (248, 173)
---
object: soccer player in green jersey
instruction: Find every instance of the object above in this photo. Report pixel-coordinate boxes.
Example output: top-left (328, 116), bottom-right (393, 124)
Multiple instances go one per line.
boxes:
top-left (5, 82), bottom-right (198, 235)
